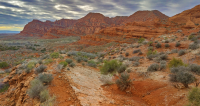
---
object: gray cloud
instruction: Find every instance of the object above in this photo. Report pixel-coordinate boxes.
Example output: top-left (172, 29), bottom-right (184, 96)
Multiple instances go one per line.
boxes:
top-left (0, 0), bottom-right (199, 30)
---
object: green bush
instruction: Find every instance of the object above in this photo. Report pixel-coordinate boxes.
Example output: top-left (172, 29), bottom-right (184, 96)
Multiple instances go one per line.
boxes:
top-left (138, 38), bottom-right (145, 43)
top-left (168, 58), bottom-right (186, 68)
top-left (65, 59), bottom-right (73, 64)
top-left (27, 62), bottom-right (36, 70)
top-left (59, 61), bottom-right (68, 67)
top-left (116, 72), bottom-right (131, 91)
top-left (87, 61), bottom-right (97, 67)
top-left (188, 87), bottom-right (200, 106)
top-left (50, 52), bottom-right (59, 58)
top-left (44, 59), bottom-right (53, 64)
top-left (0, 62), bottom-right (9, 68)
top-left (148, 41), bottom-right (153, 46)
top-left (100, 60), bottom-right (121, 74)
top-left (27, 79), bottom-right (45, 98)
top-left (38, 73), bottom-right (53, 84)
top-left (147, 63), bottom-right (159, 72)
top-left (40, 89), bottom-right (50, 102)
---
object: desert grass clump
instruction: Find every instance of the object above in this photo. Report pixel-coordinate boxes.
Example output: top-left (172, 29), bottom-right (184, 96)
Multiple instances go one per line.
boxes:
top-left (147, 63), bottom-right (159, 72)
top-left (138, 38), bottom-right (145, 43)
top-left (87, 60), bottom-right (97, 68)
top-left (40, 89), bottom-right (50, 102)
top-left (99, 74), bottom-right (114, 85)
top-left (168, 58), bottom-right (186, 68)
top-left (50, 52), bottom-right (59, 59)
top-left (44, 59), bottom-right (53, 65)
top-left (27, 62), bottom-right (36, 70)
top-left (59, 61), bottom-right (68, 67)
top-left (65, 59), bottom-right (73, 64)
top-left (0, 83), bottom-right (9, 93)
top-left (188, 87), bottom-right (200, 106)
top-left (27, 79), bottom-right (45, 98)
top-left (178, 49), bottom-right (186, 56)
top-left (100, 60), bottom-right (121, 74)
top-left (35, 65), bottom-right (47, 74)
top-left (116, 72), bottom-right (131, 91)
top-left (38, 73), bottom-right (53, 84)
top-left (0, 62), bottom-right (9, 68)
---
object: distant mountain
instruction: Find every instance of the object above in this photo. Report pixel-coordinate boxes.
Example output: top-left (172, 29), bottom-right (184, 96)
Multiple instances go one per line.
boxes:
top-left (0, 30), bottom-right (20, 34)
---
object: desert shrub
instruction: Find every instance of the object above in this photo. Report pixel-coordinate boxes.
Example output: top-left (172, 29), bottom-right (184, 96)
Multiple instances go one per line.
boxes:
top-left (27, 79), bottom-right (45, 98)
top-left (99, 74), bottom-right (113, 85)
top-left (100, 60), bottom-right (121, 74)
top-left (159, 54), bottom-right (168, 60)
top-left (50, 52), bottom-right (59, 58)
top-left (38, 73), bottom-right (53, 84)
top-left (116, 72), bottom-right (131, 91)
top-left (188, 34), bottom-right (196, 40)
top-left (117, 65), bottom-right (127, 73)
top-left (188, 87), bottom-right (200, 106)
top-left (155, 43), bottom-right (161, 48)
top-left (82, 63), bottom-right (85, 66)
top-left (69, 62), bottom-right (75, 67)
top-left (75, 57), bottom-right (82, 63)
top-left (147, 54), bottom-right (156, 60)
top-left (40, 89), bottom-right (50, 102)
top-left (176, 71), bottom-right (195, 88)
top-left (125, 52), bottom-right (129, 57)
top-left (168, 58), bottom-right (185, 68)
top-left (189, 64), bottom-right (200, 75)
top-left (148, 46), bottom-right (154, 51)
top-left (171, 49), bottom-right (178, 53)
top-left (129, 56), bottom-right (141, 62)
top-left (133, 61), bottom-right (140, 67)
top-left (133, 49), bottom-right (141, 54)
top-left (0, 83), bottom-right (9, 93)
top-left (59, 61), bottom-right (68, 67)
top-left (57, 64), bottom-right (63, 71)
top-left (5, 69), bottom-right (11, 73)
top-left (87, 61), bottom-right (97, 67)
top-left (165, 40), bottom-right (169, 43)
top-left (38, 60), bottom-right (43, 64)
top-left (35, 65), bottom-right (47, 74)
top-left (178, 49), bottom-right (186, 56)
top-left (165, 44), bottom-right (170, 48)
top-left (65, 59), bottom-right (73, 64)
top-left (148, 41), bottom-right (153, 46)
top-left (169, 66), bottom-right (195, 88)
top-left (155, 40), bottom-right (158, 43)
top-left (160, 61), bottom-right (166, 70)
top-left (147, 50), bottom-right (157, 56)
top-left (175, 42), bottom-right (180, 47)
top-left (0, 62), bottom-right (9, 68)
top-left (44, 59), bottom-right (53, 64)
top-left (27, 62), bottom-right (36, 70)
top-left (189, 43), bottom-right (199, 50)
top-left (138, 38), bottom-right (145, 43)
top-left (147, 63), bottom-right (159, 72)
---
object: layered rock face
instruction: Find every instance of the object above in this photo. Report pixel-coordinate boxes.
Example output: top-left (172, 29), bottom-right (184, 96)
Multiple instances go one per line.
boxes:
top-left (19, 13), bottom-right (128, 38)
top-left (169, 5), bottom-right (200, 28)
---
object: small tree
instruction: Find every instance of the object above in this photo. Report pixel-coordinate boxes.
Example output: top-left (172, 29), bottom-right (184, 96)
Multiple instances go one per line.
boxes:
top-left (176, 71), bottom-right (195, 88)
top-left (116, 72), bottom-right (132, 91)
top-left (100, 60), bottom-right (121, 74)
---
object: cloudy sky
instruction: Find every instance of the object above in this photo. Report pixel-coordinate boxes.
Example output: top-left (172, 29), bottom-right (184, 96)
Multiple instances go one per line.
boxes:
top-left (0, 0), bottom-right (199, 31)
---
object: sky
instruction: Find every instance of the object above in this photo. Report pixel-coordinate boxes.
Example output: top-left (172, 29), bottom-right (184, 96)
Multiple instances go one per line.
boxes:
top-left (0, 0), bottom-right (199, 31)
